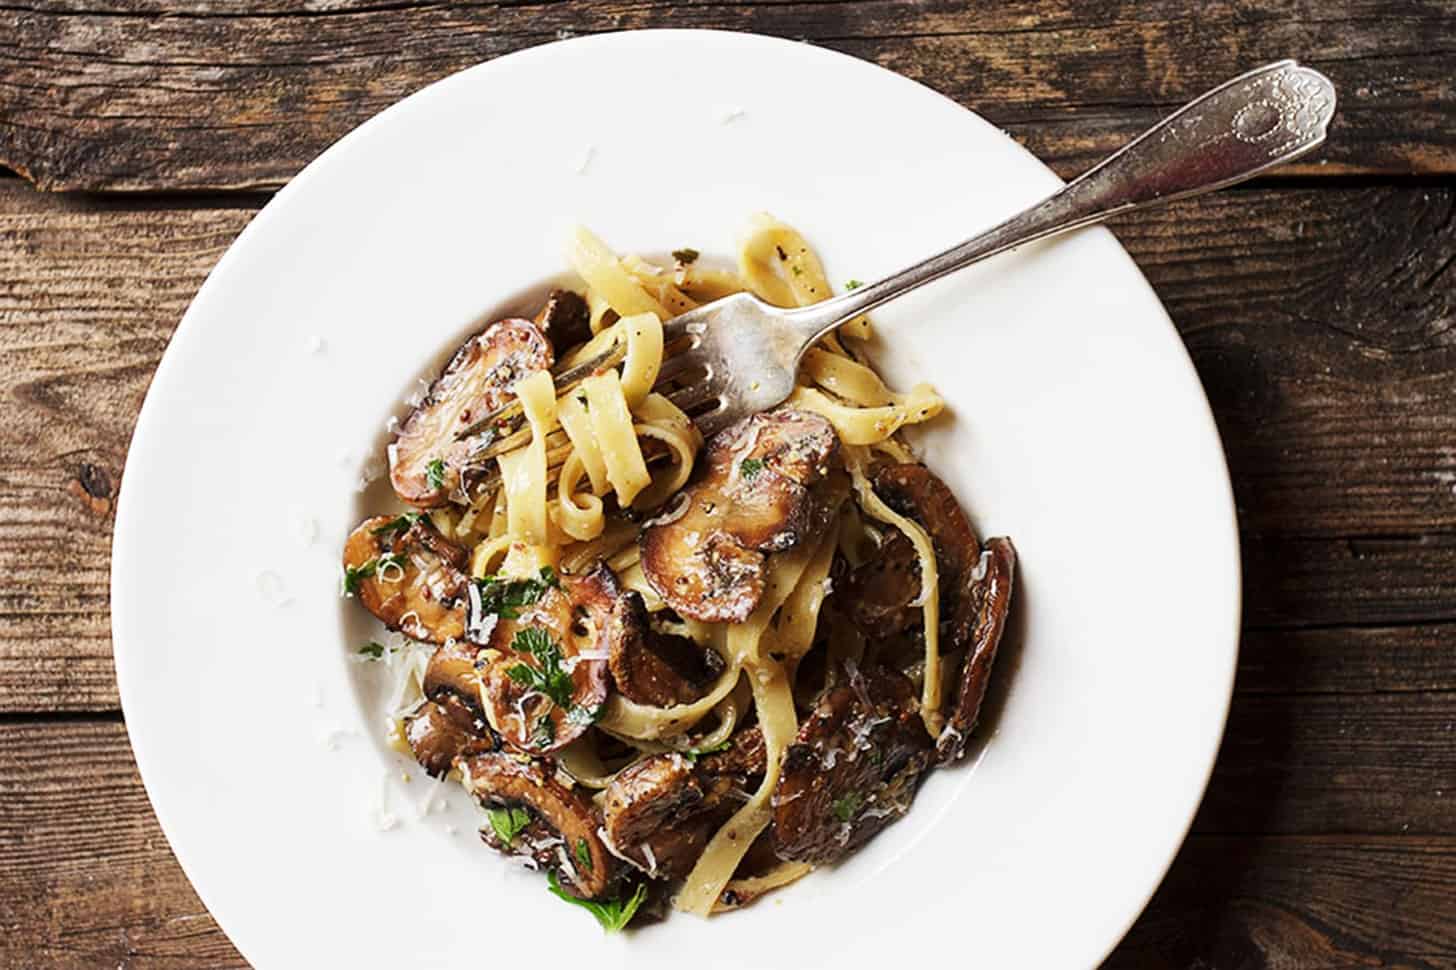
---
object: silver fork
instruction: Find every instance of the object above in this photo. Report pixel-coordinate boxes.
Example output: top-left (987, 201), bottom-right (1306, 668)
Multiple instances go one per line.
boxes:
top-left (482, 60), bottom-right (1336, 444)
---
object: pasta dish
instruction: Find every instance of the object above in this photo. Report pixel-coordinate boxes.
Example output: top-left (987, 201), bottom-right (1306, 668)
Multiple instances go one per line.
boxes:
top-left (341, 216), bottom-right (1016, 929)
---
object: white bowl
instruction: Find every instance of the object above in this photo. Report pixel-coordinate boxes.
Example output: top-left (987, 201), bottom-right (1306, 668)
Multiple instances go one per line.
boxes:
top-left (113, 29), bottom-right (1239, 970)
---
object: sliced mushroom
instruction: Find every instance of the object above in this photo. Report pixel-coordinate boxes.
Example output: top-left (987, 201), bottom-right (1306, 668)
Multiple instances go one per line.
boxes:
top-left (771, 666), bottom-right (931, 865)
top-left (389, 318), bottom-right (553, 508)
top-left (472, 567), bottom-right (616, 755)
top-left (838, 530), bottom-right (922, 640)
top-left (404, 695), bottom-right (498, 778)
top-left (342, 515), bottom-right (469, 643)
top-left (459, 751), bottom-right (615, 899)
top-left (641, 409), bottom-right (842, 623)
top-left (422, 636), bottom-right (487, 716)
top-left (936, 537), bottom-right (1016, 763)
top-left (532, 288), bottom-right (592, 356)
top-left (605, 591), bottom-right (726, 707)
top-left (870, 463), bottom-right (984, 644)
top-left (601, 727), bottom-right (765, 880)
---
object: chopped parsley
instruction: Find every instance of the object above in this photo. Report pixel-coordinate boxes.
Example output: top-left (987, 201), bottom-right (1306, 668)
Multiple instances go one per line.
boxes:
top-left (671, 247), bottom-right (700, 264)
top-left (506, 627), bottom-right (575, 710)
top-left (474, 567), bottom-right (561, 620)
top-left (831, 791), bottom-right (863, 823)
top-left (739, 457), bottom-right (765, 479)
top-left (486, 805), bottom-right (532, 845)
top-left (341, 561), bottom-right (376, 595)
top-left (357, 641), bottom-right (388, 660)
top-left (425, 458), bottom-right (447, 490)
top-left (577, 393), bottom-right (589, 410)
top-left (547, 870), bottom-right (648, 932)
top-left (845, 279), bottom-right (864, 291)
top-left (791, 264), bottom-right (803, 276)
top-left (344, 553), bottom-right (407, 594)
top-left (370, 512), bottom-right (423, 536)
top-left (575, 838), bottom-right (593, 872)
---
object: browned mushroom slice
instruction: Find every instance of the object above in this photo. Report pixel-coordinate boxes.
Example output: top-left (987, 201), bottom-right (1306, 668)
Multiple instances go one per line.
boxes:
top-left (422, 637), bottom-right (487, 716)
top-left (389, 318), bottom-right (553, 508)
top-left (838, 530), bottom-right (923, 640)
top-left (641, 409), bottom-right (841, 623)
top-left (601, 727), bottom-right (765, 880)
top-left (342, 515), bottom-right (469, 644)
top-left (404, 695), bottom-right (498, 778)
top-left (532, 288), bottom-right (592, 355)
top-left (870, 463), bottom-right (984, 646)
top-left (474, 569), bottom-right (612, 755)
top-left (936, 537), bottom-right (1016, 764)
top-left (771, 666), bottom-right (931, 865)
top-left (605, 590), bottom-right (726, 707)
top-left (459, 751), bottom-right (615, 899)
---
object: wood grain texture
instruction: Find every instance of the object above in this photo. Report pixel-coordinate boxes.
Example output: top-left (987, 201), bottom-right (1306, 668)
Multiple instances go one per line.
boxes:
top-left (1107, 835), bottom-right (1456, 969)
top-left (1, 0), bottom-right (1454, 190)
top-left (0, 721), bottom-right (1451, 969)
top-left (0, 720), bottom-right (246, 970)
top-left (4, 180), bottom-right (1456, 710)
top-left (0, 185), bottom-right (254, 712)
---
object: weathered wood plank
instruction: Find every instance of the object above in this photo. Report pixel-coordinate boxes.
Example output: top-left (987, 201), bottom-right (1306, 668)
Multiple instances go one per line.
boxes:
top-left (1, 1), bottom-right (1453, 190)
top-left (1107, 835), bottom-right (1456, 969)
top-left (1, 719), bottom-right (1451, 969)
top-left (3, 181), bottom-right (1455, 709)
top-left (1238, 622), bottom-right (1456, 694)
top-left (0, 720), bottom-right (246, 970)
top-left (0, 185), bottom-right (253, 711)
top-left (1193, 689), bottom-right (1456, 836)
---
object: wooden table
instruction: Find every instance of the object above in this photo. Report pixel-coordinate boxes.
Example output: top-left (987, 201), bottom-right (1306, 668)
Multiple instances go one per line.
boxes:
top-left (2, 4), bottom-right (1453, 967)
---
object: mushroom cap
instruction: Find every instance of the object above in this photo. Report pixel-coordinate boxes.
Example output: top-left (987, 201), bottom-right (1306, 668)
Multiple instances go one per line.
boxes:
top-left (771, 666), bottom-right (931, 865)
top-left (404, 695), bottom-right (497, 778)
top-left (389, 319), bottom-right (553, 508)
top-left (601, 727), bottom-right (765, 880)
top-left (936, 536), bottom-right (1016, 764)
top-left (641, 409), bottom-right (841, 623)
top-left (470, 566), bottom-right (628, 755)
top-left (459, 751), bottom-right (615, 899)
top-left (342, 516), bottom-right (469, 644)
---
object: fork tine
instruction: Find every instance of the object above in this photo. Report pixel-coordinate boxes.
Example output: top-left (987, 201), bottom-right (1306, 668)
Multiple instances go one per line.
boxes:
top-left (691, 401), bottom-right (733, 438)
top-left (653, 350), bottom-right (707, 386)
top-left (668, 383), bottom-right (720, 413)
top-left (658, 312), bottom-right (703, 345)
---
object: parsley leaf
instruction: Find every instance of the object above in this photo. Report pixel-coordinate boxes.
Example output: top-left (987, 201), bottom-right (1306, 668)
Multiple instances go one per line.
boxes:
top-left (370, 512), bottom-right (423, 536)
top-left (425, 458), bottom-right (447, 490)
top-left (671, 247), bottom-right (700, 265)
top-left (575, 838), bottom-right (593, 872)
top-left (357, 641), bottom-right (388, 660)
top-left (576, 392), bottom-right (589, 410)
top-left (473, 567), bottom-right (561, 621)
top-left (739, 457), bottom-right (766, 479)
top-left (486, 805), bottom-right (532, 845)
top-left (845, 279), bottom-right (864, 291)
top-left (341, 560), bottom-right (377, 595)
top-left (831, 791), bottom-right (863, 823)
top-left (505, 627), bottom-right (575, 710)
top-left (791, 264), bottom-right (803, 276)
top-left (547, 870), bottom-right (648, 932)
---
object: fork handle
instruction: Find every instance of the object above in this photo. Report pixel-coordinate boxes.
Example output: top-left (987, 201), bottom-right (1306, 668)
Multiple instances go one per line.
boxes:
top-left (782, 60), bottom-right (1336, 351)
